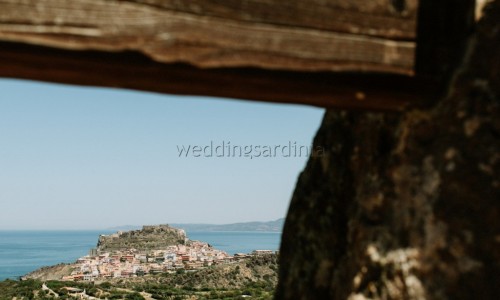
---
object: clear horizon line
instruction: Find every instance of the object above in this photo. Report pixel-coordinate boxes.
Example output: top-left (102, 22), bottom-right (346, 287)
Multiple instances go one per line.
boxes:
top-left (0, 218), bottom-right (285, 231)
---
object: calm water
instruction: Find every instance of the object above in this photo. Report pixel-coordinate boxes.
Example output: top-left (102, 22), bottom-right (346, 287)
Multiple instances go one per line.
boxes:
top-left (0, 230), bottom-right (281, 281)
top-left (188, 231), bottom-right (280, 255)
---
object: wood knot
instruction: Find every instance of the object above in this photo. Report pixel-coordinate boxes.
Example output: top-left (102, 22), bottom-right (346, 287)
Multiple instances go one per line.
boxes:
top-left (391, 0), bottom-right (407, 13)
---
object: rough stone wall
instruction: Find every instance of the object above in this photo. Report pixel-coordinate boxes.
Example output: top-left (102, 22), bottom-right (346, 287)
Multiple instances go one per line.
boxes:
top-left (276, 2), bottom-right (499, 299)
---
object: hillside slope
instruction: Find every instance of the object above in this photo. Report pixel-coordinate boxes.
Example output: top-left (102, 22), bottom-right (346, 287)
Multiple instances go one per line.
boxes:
top-left (0, 255), bottom-right (278, 300)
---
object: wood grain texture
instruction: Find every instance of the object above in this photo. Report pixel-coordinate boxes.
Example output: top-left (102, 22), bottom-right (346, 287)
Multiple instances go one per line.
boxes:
top-left (0, 41), bottom-right (438, 111)
top-left (0, 0), bottom-right (432, 110)
top-left (118, 0), bottom-right (418, 39)
top-left (0, 0), bottom-right (416, 74)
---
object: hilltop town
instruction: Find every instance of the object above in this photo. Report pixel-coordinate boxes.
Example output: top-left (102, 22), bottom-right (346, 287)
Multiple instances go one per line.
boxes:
top-left (25, 225), bottom-right (275, 283)
top-left (6, 225), bottom-right (280, 299)
top-left (2, 253), bottom-right (278, 299)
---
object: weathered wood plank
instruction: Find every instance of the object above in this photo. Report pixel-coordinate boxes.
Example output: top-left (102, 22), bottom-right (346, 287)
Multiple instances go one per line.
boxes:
top-left (0, 0), bottom-right (434, 110)
top-left (0, 0), bottom-right (416, 74)
top-left (119, 0), bottom-right (418, 40)
top-left (0, 41), bottom-right (437, 111)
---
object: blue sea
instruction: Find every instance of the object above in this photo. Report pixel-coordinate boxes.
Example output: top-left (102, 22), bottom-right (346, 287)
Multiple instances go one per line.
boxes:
top-left (0, 230), bottom-right (281, 281)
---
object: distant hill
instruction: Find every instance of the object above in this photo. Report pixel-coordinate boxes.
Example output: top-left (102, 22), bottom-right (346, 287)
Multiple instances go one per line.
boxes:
top-left (171, 218), bottom-right (285, 232)
top-left (106, 218), bottom-right (285, 233)
top-left (105, 225), bottom-right (142, 231)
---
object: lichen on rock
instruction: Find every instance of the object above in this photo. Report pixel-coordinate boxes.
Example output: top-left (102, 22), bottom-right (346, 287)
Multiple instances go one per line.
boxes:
top-left (276, 1), bottom-right (500, 299)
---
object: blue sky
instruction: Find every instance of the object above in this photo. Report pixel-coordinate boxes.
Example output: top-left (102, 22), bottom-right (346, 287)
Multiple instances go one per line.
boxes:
top-left (0, 79), bottom-right (324, 230)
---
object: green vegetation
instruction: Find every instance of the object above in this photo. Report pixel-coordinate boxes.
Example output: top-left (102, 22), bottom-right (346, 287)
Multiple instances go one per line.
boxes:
top-left (0, 255), bottom-right (278, 300)
top-left (0, 279), bottom-right (274, 300)
top-left (0, 279), bottom-right (40, 300)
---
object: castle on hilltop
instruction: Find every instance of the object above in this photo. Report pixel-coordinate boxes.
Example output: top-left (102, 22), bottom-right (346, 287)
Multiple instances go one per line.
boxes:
top-left (97, 224), bottom-right (187, 252)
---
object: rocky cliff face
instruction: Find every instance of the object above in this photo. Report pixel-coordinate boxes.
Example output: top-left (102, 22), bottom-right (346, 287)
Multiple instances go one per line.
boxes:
top-left (97, 225), bottom-right (187, 252)
top-left (276, 2), bottom-right (500, 299)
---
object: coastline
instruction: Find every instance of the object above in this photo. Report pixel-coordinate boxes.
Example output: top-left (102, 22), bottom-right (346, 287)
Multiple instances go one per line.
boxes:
top-left (0, 230), bottom-right (281, 281)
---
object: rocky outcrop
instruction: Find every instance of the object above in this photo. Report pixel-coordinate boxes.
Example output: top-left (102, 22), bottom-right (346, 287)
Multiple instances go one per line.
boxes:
top-left (24, 264), bottom-right (73, 281)
top-left (277, 1), bottom-right (500, 299)
top-left (97, 225), bottom-right (187, 252)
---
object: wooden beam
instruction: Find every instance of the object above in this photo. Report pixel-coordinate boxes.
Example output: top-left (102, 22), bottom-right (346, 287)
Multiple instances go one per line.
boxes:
top-left (0, 0), bottom-right (431, 110)
top-left (0, 0), bottom-right (417, 75)
top-left (0, 41), bottom-right (437, 111)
